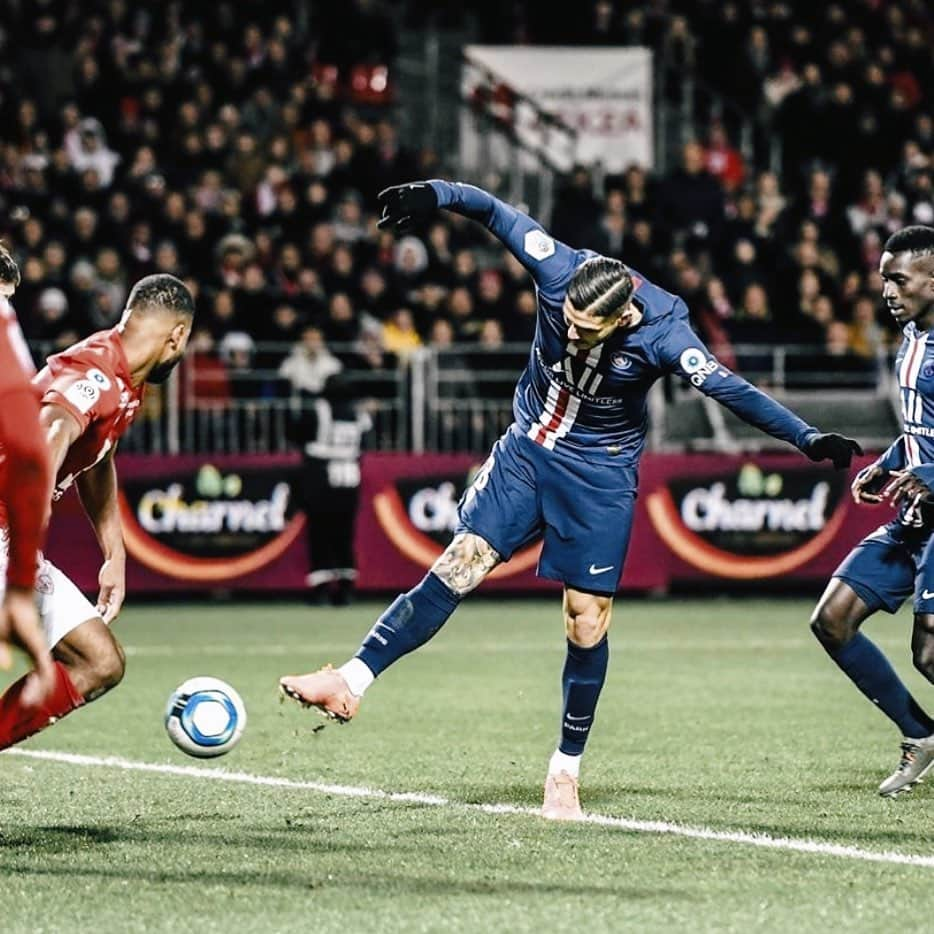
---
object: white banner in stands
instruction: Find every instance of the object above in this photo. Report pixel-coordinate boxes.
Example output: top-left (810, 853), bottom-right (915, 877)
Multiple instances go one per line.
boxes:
top-left (462, 46), bottom-right (653, 172)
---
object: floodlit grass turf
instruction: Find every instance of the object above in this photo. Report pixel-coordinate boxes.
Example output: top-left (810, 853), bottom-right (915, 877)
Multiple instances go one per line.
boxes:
top-left (1, 597), bottom-right (933, 933)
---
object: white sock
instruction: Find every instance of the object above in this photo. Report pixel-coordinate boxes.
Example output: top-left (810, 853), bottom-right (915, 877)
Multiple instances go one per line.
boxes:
top-left (338, 658), bottom-right (375, 697)
top-left (548, 749), bottom-right (582, 778)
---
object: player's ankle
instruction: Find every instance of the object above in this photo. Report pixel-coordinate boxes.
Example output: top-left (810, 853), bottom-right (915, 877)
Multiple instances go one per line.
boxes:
top-left (338, 658), bottom-right (375, 697)
top-left (549, 748), bottom-right (582, 778)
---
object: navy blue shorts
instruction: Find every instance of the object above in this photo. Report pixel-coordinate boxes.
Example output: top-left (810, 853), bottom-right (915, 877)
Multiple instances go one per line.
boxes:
top-left (834, 520), bottom-right (934, 615)
top-left (456, 428), bottom-right (637, 594)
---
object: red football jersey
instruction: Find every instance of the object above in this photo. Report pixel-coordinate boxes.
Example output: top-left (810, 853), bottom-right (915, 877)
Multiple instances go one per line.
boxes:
top-left (33, 328), bottom-right (144, 498)
top-left (0, 297), bottom-right (36, 390)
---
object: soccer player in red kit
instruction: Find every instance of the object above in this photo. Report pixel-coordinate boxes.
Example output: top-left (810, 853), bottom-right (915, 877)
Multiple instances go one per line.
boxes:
top-left (0, 273), bottom-right (194, 747)
top-left (0, 244), bottom-right (54, 701)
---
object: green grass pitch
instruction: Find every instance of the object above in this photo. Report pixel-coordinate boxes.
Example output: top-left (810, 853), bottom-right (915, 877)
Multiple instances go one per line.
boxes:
top-left (1, 597), bottom-right (933, 933)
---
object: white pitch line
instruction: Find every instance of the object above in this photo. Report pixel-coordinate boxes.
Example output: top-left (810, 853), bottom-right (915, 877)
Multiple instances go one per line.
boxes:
top-left (6, 748), bottom-right (934, 870)
top-left (122, 638), bottom-right (906, 657)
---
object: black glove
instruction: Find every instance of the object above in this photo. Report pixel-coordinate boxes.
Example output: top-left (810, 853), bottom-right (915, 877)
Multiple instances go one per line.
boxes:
top-left (802, 432), bottom-right (863, 469)
top-left (377, 182), bottom-right (439, 234)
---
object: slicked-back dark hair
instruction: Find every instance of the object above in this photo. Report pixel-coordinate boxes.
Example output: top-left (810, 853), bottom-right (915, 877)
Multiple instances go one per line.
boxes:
top-left (566, 256), bottom-right (634, 319)
top-left (127, 273), bottom-right (195, 319)
top-left (0, 242), bottom-right (20, 287)
top-left (884, 226), bottom-right (934, 258)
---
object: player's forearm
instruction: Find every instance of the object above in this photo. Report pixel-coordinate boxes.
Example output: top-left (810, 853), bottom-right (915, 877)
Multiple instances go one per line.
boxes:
top-left (704, 377), bottom-right (817, 450)
top-left (429, 180), bottom-right (531, 253)
top-left (0, 391), bottom-right (51, 589)
top-left (77, 460), bottom-right (126, 561)
top-left (875, 436), bottom-right (907, 472)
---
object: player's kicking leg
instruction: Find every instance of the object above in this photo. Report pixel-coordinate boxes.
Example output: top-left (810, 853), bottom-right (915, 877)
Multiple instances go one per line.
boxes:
top-left (0, 562), bottom-right (125, 750)
top-left (279, 531), bottom-right (500, 720)
top-left (811, 575), bottom-right (934, 796)
top-left (541, 587), bottom-right (612, 821)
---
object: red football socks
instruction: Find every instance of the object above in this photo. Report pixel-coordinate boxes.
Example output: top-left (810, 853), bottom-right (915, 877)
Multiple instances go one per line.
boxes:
top-left (0, 662), bottom-right (84, 750)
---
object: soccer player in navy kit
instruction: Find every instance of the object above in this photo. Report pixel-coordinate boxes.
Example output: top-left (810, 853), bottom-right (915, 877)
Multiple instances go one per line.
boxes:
top-left (281, 181), bottom-right (860, 819)
top-left (812, 225), bottom-right (934, 797)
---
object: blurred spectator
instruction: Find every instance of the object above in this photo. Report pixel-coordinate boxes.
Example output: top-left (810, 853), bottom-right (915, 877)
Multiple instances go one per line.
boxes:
top-left (279, 325), bottom-right (343, 395)
top-left (0, 0), bottom-right (929, 423)
top-left (382, 307), bottom-right (422, 361)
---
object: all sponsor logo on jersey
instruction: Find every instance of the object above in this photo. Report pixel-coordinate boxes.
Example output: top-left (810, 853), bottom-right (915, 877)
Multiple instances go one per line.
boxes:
top-left (118, 462), bottom-right (305, 582)
top-left (645, 462), bottom-right (847, 579)
top-left (679, 347), bottom-right (721, 386)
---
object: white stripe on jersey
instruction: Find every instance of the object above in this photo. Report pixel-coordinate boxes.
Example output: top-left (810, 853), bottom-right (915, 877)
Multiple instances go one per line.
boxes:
top-left (899, 330), bottom-right (927, 428)
top-left (529, 342), bottom-right (606, 450)
top-left (540, 393), bottom-right (582, 450)
top-left (527, 382), bottom-right (563, 443)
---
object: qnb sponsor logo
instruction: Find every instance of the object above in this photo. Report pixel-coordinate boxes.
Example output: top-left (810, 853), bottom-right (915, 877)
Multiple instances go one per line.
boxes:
top-left (407, 481), bottom-right (460, 534)
top-left (138, 482), bottom-right (291, 535)
top-left (678, 347), bottom-right (724, 387)
top-left (681, 481), bottom-right (830, 533)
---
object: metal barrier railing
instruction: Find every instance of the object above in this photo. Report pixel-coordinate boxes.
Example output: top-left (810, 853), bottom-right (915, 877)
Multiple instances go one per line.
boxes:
top-left (31, 340), bottom-right (895, 455)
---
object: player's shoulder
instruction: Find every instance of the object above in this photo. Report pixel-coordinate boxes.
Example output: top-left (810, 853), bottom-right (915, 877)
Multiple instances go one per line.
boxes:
top-left (47, 328), bottom-right (126, 380)
top-left (626, 266), bottom-right (683, 325)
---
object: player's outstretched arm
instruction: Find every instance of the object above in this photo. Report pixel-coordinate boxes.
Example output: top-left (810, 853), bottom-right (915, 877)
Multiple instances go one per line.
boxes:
top-left (654, 302), bottom-right (862, 469)
top-left (75, 448), bottom-right (125, 624)
top-left (378, 180), bottom-right (579, 290)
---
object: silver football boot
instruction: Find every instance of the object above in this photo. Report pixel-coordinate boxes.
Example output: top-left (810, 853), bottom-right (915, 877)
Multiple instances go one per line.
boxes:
top-left (878, 735), bottom-right (934, 797)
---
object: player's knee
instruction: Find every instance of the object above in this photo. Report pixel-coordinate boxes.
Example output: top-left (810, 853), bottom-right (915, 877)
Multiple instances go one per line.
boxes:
top-left (809, 605), bottom-right (856, 649)
top-left (565, 603), bottom-right (610, 647)
top-left (85, 639), bottom-right (126, 700)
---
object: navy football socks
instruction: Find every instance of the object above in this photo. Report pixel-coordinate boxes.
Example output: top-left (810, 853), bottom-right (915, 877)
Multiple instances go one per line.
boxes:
top-left (356, 572), bottom-right (461, 677)
top-left (826, 632), bottom-right (934, 738)
top-left (558, 636), bottom-right (609, 756)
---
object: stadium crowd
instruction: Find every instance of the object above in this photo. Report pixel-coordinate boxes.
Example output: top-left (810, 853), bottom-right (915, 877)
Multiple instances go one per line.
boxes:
top-left (0, 0), bottom-right (931, 406)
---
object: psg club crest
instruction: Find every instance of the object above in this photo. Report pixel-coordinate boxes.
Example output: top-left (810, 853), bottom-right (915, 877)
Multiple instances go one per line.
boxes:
top-left (610, 352), bottom-right (633, 370)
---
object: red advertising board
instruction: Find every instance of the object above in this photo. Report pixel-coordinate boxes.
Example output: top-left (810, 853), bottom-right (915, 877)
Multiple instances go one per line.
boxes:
top-left (45, 451), bottom-right (892, 595)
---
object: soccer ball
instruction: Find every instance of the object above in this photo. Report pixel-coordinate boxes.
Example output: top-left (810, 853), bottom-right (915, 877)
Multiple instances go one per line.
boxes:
top-left (164, 677), bottom-right (247, 758)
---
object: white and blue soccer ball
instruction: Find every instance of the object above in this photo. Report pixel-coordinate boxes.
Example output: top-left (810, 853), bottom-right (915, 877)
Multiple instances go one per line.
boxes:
top-left (164, 677), bottom-right (247, 758)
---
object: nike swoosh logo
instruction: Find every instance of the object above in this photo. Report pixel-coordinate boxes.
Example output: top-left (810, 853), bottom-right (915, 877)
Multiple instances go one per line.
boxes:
top-left (565, 714), bottom-right (591, 722)
top-left (922, 590), bottom-right (934, 600)
top-left (589, 564), bottom-right (614, 575)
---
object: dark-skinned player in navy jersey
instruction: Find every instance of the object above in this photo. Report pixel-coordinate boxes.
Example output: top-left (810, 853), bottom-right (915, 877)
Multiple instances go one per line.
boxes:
top-left (811, 225), bottom-right (934, 797)
top-left (281, 181), bottom-right (861, 820)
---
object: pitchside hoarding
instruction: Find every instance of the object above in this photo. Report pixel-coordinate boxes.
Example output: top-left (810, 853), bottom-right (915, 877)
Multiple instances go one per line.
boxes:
top-left (44, 453), bottom-right (887, 594)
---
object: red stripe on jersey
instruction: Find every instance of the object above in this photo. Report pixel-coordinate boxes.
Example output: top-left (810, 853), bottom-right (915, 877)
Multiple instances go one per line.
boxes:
top-left (902, 334), bottom-right (925, 389)
top-left (534, 387), bottom-right (570, 445)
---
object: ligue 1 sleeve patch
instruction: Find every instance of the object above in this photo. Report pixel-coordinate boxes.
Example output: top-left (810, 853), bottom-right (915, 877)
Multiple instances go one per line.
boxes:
top-left (523, 230), bottom-right (555, 261)
top-left (64, 379), bottom-right (100, 414)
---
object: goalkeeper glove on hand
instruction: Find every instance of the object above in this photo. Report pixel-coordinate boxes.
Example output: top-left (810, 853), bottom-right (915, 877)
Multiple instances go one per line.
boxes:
top-left (377, 182), bottom-right (439, 234)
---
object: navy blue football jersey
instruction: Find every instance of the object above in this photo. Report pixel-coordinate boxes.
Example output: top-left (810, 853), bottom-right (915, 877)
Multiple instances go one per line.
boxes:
top-left (429, 181), bottom-right (818, 466)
